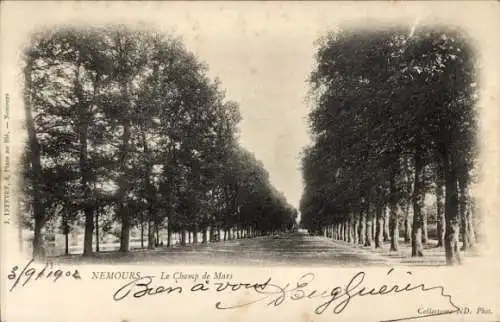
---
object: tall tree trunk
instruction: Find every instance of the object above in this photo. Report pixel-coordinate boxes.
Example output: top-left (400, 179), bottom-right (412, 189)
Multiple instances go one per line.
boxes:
top-left (422, 211), bottom-right (428, 244)
top-left (347, 218), bottom-right (353, 243)
top-left (155, 226), bottom-right (160, 246)
top-left (148, 217), bottom-right (155, 249)
top-left (82, 207), bottom-right (94, 255)
top-left (365, 201), bottom-right (373, 247)
top-left (371, 216), bottom-right (376, 241)
top-left (167, 222), bottom-right (172, 248)
top-left (95, 209), bottom-right (99, 252)
top-left (459, 203), bottom-right (467, 250)
top-left (412, 148), bottom-right (424, 257)
top-left (83, 207), bottom-right (94, 256)
top-left (119, 205), bottom-right (130, 252)
top-left (389, 204), bottom-right (400, 251)
top-left (140, 216), bottom-right (145, 249)
top-left (181, 230), bottom-right (186, 246)
top-left (383, 207), bottom-right (390, 242)
top-left (353, 213), bottom-right (359, 245)
top-left (375, 202), bottom-right (384, 248)
top-left (444, 151), bottom-right (461, 265)
top-left (436, 179), bottom-right (445, 247)
top-left (193, 225), bottom-right (198, 244)
top-left (24, 58), bottom-right (45, 260)
top-left (403, 203), bottom-right (412, 243)
top-left (473, 203), bottom-right (485, 244)
top-left (389, 173), bottom-right (399, 251)
top-left (359, 207), bottom-right (366, 245)
top-left (459, 177), bottom-right (475, 251)
top-left (403, 156), bottom-right (413, 244)
top-left (83, 205), bottom-right (94, 256)
top-left (140, 131), bottom-right (155, 250)
top-left (63, 212), bottom-right (70, 255)
top-left (65, 230), bottom-right (69, 256)
top-left (209, 225), bottom-right (215, 242)
top-left (117, 120), bottom-right (131, 252)
top-left (202, 227), bottom-right (208, 243)
top-left (30, 204), bottom-right (43, 259)
top-left (466, 209), bottom-right (476, 247)
top-left (75, 63), bottom-right (96, 258)
top-left (344, 221), bottom-right (348, 241)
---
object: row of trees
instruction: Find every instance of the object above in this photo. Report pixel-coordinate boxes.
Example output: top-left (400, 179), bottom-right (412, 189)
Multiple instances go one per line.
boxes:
top-left (300, 25), bottom-right (480, 265)
top-left (22, 26), bottom-right (297, 259)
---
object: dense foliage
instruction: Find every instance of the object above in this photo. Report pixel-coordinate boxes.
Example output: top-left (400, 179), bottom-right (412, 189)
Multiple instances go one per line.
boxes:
top-left (300, 26), bottom-right (480, 265)
top-left (22, 26), bottom-right (297, 258)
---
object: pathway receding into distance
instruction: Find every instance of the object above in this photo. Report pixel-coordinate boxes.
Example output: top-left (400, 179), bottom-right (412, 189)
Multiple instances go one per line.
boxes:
top-left (53, 231), bottom-right (479, 266)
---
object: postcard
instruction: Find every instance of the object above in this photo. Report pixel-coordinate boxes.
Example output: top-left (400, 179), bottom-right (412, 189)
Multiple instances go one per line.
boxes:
top-left (1, 1), bottom-right (499, 322)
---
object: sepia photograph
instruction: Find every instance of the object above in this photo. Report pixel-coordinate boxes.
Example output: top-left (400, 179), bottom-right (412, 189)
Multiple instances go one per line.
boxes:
top-left (1, 2), bottom-right (499, 322)
top-left (16, 16), bottom-right (485, 267)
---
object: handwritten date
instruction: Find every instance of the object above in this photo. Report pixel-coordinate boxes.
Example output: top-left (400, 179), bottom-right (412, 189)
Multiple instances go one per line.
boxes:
top-left (8, 259), bottom-right (81, 292)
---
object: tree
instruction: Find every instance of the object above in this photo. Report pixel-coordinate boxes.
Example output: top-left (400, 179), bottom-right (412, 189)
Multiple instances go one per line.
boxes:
top-left (22, 25), bottom-right (297, 258)
top-left (301, 25), bottom-right (479, 265)
top-left (23, 46), bottom-right (45, 259)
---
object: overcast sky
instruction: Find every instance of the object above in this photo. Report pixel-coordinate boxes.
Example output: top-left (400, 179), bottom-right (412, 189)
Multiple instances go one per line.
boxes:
top-left (2, 2), bottom-right (499, 211)
top-left (176, 8), bottom-right (319, 210)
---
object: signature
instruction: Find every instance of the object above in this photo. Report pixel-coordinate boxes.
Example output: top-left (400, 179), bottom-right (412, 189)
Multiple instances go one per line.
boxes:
top-left (7, 259), bottom-right (82, 292)
top-left (112, 268), bottom-right (459, 321)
